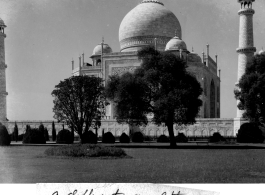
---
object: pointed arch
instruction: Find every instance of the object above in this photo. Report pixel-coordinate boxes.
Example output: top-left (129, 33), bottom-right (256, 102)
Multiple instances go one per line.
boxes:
top-left (244, 1), bottom-right (247, 8)
top-left (210, 80), bottom-right (216, 118)
top-left (96, 59), bottom-right (101, 66)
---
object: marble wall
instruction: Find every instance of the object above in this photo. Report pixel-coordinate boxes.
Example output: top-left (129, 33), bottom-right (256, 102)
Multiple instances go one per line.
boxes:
top-left (7, 118), bottom-right (236, 137)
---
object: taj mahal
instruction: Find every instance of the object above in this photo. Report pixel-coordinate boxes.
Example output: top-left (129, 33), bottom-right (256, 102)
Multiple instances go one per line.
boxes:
top-left (73, 0), bottom-right (221, 119)
top-left (0, 0), bottom-right (261, 138)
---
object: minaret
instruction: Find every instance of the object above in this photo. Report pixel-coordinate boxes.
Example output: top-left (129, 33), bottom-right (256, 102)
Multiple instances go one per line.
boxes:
top-left (0, 18), bottom-right (7, 124)
top-left (234, 0), bottom-right (256, 132)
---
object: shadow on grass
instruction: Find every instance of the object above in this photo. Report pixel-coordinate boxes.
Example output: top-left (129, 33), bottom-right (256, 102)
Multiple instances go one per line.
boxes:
top-left (109, 143), bottom-right (265, 149)
top-left (10, 141), bottom-right (265, 149)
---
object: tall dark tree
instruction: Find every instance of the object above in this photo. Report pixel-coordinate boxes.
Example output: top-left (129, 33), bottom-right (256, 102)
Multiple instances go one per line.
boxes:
top-left (13, 122), bottom-right (18, 142)
top-left (52, 75), bottom-right (108, 143)
top-left (44, 127), bottom-right (49, 141)
top-left (235, 53), bottom-right (265, 123)
top-left (52, 121), bottom-right (56, 141)
top-left (105, 47), bottom-right (202, 147)
top-left (25, 125), bottom-right (31, 133)
top-left (39, 123), bottom-right (45, 135)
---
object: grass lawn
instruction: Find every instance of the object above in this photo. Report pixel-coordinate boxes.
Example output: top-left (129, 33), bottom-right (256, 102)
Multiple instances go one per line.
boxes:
top-left (0, 144), bottom-right (265, 183)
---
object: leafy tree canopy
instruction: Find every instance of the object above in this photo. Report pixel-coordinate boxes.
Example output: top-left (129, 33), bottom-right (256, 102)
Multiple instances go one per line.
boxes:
top-left (235, 54), bottom-right (265, 123)
top-left (52, 75), bottom-right (108, 142)
top-left (105, 47), bottom-right (203, 147)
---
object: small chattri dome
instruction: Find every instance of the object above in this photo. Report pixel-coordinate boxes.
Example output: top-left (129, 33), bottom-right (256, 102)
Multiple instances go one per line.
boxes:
top-left (188, 52), bottom-right (202, 63)
top-left (165, 36), bottom-right (187, 51)
top-left (92, 43), bottom-right (112, 56)
top-left (258, 48), bottom-right (265, 55)
top-left (0, 18), bottom-right (6, 27)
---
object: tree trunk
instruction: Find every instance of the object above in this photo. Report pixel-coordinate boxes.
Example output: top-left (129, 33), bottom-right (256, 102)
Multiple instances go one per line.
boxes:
top-left (71, 128), bottom-right (75, 143)
top-left (95, 127), bottom-right (98, 144)
top-left (167, 122), bottom-right (176, 148)
top-left (79, 133), bottom-right (83, 144)
top-left (79, 127), bottom-right (84, 144)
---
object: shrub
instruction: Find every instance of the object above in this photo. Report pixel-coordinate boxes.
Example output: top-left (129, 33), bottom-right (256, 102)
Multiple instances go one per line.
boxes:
top-left (176, 133), bottom-right (188, 143)
top-left (23, 128), bottom-right (46, 144)
top-left (44, 144), bottom-right (127, 158)
top-left (132, 131), bottom-right (144, 143)
top-left (119, 133), bottom-right (130, 143)
top-left (144, 136), bottom-right (153, 142)
top-left (11, 132), bottom-right (24, 141)
top-left (237, 122), bottom-right (265, 143)
top-left (71, 128), bottom-right (75, 142)
top-left (13, 122), bottom-right (18, 142)
top-left (52, 121), bottom-right (56, 141)
top-left (102, 132), bottom-right (115, 143)
top-left (25, 125), bottom-right (31, 133)
top-left (157, 135), bottom-right (169, 143)
top-left (10, 132), bottom-right (15, 141)
top-left (81, 130), bottom-right (97, 144)
top-left (18, 134), bottom-right (24, 141)
top-left (44, 128), bottom-right (49, 141)
top-left (259, 125), bottom-right (265, 137)
top-left (39, 123), bottom-right (45, 134)
top-left (56, 129), bottom-right (73, 144)
top-left (210, 132), bottom-right (225, 143)
top-left (0, 124), bottom-right (11, 146)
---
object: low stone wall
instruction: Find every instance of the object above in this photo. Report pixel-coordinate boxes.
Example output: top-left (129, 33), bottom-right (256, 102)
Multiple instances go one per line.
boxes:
top-left (99, 118), bottom-right (235, 137)
top-left (6, 118), bottom-right (235, 137)
top-left (7, 121), bottom-right (64, 135)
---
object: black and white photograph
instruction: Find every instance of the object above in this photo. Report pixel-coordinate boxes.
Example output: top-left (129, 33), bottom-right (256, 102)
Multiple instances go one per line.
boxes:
top-left (0, 0), bottom-right (265, 194)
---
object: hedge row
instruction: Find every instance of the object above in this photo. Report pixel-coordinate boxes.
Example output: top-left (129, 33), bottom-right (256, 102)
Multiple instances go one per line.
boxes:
top-left (6, 122), bottom-right (265, 144)
top-left (0, 123), bottom-right (11, 146)
top-left (237, 122), bottom-right (264, 143)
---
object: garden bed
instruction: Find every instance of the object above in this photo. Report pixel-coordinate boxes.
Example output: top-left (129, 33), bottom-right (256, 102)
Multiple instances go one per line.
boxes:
top-left (44, 144), bottom-right (130, 159)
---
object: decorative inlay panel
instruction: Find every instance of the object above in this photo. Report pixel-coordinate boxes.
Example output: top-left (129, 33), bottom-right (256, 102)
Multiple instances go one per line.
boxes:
top-left (112, 66), bottom-right (138, 76)
top-left (120, 35), bottom-right (171, 51)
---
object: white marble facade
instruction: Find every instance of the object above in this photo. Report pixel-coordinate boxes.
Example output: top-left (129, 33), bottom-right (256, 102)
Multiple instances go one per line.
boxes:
top-left (7, 118), bottom-right (235, 138)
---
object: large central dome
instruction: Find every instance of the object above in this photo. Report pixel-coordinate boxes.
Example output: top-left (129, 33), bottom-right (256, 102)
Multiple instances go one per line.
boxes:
top-left (119, 0), bottom-right (182, 52)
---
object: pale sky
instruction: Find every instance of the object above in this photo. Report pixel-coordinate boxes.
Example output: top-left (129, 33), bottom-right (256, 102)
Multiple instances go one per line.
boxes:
top-left (1, 0), bottom-right (265, 120)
